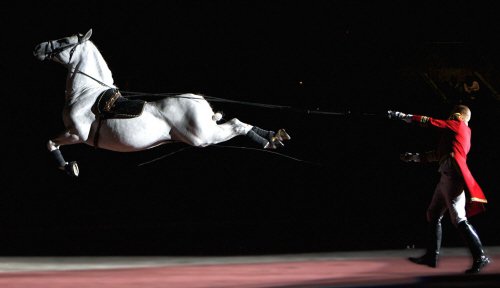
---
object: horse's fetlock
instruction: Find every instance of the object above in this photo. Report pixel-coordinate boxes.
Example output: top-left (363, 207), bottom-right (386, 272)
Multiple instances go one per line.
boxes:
top-left (47, 140), bottom-right (59, 151)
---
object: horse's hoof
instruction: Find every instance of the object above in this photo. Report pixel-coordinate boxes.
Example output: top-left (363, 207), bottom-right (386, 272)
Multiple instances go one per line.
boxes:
top-left (264, 141), bottom-right (275, 149)
top-left (266, 129), bottom-right (288, 149)
top-left (264, 140), bottom-right (281, 149)
top-left (273, 139), bottom-right (284, 147)
top-left (264, 139), bottom-right (284, 150)
top-left (275, 129), bottom-right (291, 141)
top-left (65, 161), bottom-right (80, 177)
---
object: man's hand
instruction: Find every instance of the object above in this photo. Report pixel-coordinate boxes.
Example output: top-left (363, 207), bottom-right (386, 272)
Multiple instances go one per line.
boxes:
top-left (400, 152), bottom-right (420, 163)
top-left (388, 110), bottom-right (413, 123)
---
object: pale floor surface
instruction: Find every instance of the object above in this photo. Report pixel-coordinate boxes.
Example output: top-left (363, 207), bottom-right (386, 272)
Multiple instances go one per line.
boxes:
top-left (1, 246), bottom-right (498, 272)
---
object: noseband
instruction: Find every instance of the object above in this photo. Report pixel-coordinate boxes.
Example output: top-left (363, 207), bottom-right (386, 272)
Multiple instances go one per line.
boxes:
top-left (48, 34), bottom-right (86, 63)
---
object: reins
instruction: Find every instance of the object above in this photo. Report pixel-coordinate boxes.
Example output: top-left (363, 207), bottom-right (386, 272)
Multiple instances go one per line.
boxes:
top-left (72, 68), bottom-right (352, 116)
top-left (121, 90), bottom-right (349, 116)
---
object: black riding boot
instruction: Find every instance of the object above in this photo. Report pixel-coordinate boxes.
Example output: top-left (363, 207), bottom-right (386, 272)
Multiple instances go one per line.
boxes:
top-left (409, 218), bottom-right (442, 268)
top-left (457, 220), bottom-right (491, 274)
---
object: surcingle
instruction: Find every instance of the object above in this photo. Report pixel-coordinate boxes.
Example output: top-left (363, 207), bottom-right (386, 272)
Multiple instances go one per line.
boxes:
top-left (94, 88), bottom-right (146, 119)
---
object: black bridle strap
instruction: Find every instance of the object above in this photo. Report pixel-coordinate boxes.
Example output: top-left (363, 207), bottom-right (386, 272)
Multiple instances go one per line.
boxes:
top-left (68, 44), bottom-right (77, 63)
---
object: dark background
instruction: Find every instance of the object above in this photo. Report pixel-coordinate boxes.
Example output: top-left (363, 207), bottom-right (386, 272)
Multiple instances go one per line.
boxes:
top-left (2, 1), bottom-right (499, 256)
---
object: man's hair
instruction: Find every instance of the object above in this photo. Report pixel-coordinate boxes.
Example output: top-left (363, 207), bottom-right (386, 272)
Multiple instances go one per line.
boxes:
top-left (451, 105), bottom-right (471, 122)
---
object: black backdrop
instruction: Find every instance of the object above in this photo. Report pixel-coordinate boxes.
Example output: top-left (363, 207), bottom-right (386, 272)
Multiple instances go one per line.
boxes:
top-left (2, 0), bottom-right (499, 255)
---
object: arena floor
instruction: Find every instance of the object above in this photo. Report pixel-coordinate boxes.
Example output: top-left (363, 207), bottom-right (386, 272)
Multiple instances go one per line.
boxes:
top-left (0, 247), bottom-right (499, 287)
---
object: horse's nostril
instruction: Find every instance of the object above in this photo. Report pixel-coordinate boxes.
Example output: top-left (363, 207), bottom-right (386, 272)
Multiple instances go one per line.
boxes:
top-left (33, 43), bottom-right (48, 60)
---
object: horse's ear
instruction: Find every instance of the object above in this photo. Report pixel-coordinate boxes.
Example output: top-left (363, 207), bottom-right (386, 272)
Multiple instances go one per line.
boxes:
top-left (80, 29), bottom-right (92, 43)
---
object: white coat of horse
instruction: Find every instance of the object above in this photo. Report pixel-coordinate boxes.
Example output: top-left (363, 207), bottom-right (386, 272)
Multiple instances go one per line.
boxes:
top-left (33, 29), bottom-right (290, 176)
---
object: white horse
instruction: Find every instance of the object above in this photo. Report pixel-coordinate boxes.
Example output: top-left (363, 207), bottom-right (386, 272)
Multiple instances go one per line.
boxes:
top-left (33, 29), bottom-right (290, 176)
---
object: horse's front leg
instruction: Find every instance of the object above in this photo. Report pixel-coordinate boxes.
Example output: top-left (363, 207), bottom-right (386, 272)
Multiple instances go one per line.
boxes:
top-left (47, 131), bottom-right (84, 177)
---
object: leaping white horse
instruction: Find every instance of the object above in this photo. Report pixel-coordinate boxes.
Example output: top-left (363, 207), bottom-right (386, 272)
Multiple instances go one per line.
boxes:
top-left (33, 29), bottom-right (290, 176)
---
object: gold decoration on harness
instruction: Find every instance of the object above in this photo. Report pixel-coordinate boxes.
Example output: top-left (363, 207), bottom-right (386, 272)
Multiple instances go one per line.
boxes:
top-left (104, 91), bottom-right (121, 112)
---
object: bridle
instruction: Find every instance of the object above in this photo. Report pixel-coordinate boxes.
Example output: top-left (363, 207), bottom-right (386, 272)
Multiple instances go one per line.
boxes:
top-left (46, 35), bottom-right (115, 89)
top-left (47, 34), bottom-right (86, 63)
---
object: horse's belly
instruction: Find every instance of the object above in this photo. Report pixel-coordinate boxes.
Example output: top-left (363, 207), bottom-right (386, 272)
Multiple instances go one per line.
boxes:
top-left (93, 117), bottom-right (171, 152)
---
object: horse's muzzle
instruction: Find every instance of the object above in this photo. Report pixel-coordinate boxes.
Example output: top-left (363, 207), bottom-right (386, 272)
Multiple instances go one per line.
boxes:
top-left (33, 42), bottom-right (49, 61)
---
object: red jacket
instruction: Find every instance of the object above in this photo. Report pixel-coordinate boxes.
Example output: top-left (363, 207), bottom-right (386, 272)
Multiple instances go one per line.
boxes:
top-left (412, 115), bottom-right (487, 216)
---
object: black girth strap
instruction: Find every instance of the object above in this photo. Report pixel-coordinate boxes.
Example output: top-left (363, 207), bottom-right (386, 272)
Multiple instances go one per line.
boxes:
top-left (93, 88), bottom-right (147, 148)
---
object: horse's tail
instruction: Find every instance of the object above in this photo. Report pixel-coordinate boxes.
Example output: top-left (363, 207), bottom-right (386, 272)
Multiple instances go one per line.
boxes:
top-left (212, 112), bottom-right (223, 122)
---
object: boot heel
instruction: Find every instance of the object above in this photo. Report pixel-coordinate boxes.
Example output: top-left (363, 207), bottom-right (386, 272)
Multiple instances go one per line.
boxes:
top-left (465, 256), bottom-right (491, 274)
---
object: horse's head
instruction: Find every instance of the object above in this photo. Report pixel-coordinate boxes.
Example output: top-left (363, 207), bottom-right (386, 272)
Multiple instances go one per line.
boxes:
top-left (33, 29), bottom-right (93, 62)
top-left (35, 28), bottom-right (115, 92)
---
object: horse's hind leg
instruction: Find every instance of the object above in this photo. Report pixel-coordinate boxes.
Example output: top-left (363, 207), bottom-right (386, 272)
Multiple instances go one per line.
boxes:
top-left (245, 126), bottom-right (272, 148)
top-left (246, 126), bottom-right (291, 149)
top-left (201, 118), bottom-right (290, 149)
top-left (47, 131), bottom-right (83, 177)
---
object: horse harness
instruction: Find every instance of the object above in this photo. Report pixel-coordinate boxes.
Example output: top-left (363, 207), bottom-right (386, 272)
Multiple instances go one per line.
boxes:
top-left (92, 88), bottom-right (147, 148)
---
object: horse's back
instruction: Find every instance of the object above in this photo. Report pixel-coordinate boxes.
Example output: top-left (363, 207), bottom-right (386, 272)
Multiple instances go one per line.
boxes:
top-left (89, 93), bottom-right (217, 151)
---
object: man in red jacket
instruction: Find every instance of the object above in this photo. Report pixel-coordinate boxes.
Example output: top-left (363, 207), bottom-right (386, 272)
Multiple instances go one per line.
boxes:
top-left (388, 105), bottom-right (490, 274)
